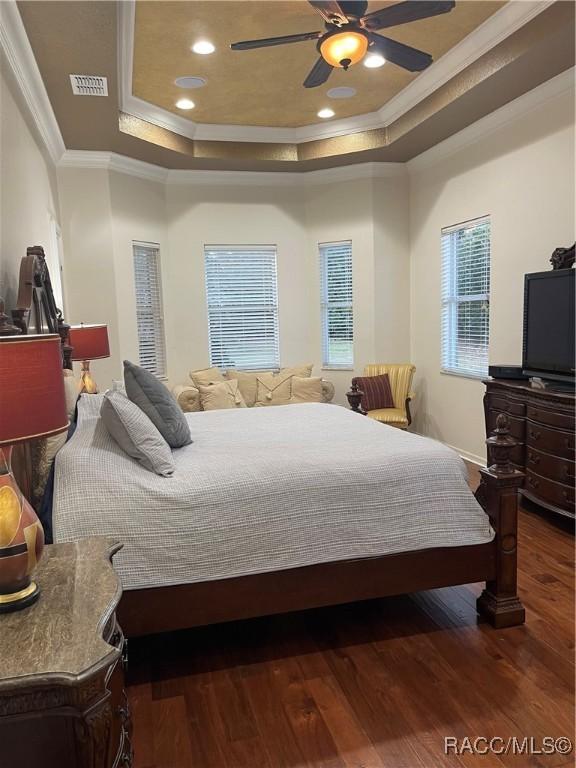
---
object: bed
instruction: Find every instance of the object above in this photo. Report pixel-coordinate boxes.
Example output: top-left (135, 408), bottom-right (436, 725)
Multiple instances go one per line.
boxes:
top-left (52, 393), bottom-right (526, 637)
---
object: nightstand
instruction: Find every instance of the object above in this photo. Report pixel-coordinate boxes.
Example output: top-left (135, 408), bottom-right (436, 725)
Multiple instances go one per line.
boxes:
top-left (0, 537), bottom-right (132, 768)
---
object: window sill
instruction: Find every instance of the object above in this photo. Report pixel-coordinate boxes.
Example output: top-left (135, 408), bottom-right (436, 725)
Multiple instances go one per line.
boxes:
top-left (322, 366), bottom-right (354, 372)
top-left (441, 369), bottom-right (487, 382)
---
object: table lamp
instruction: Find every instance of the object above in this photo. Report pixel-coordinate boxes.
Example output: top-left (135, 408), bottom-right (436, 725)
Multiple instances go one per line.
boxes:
top-left (68, 323), bottom-right (110, 394)
top-left (0, 334), bottom-right (68, 612)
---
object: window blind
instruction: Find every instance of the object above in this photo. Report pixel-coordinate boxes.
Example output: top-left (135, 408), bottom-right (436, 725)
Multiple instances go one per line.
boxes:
top-left (320, 240), bottom-right (353, 368)
top-left (204, 245), bottom-right (280, 370)
top-left (132, 242), bottom-right (167, 377)
top-left (441, 217), bottom-right (490, 378)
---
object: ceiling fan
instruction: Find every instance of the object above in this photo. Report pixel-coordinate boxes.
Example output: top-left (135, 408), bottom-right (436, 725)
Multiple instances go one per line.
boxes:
top-left (231, 0), bottom-right (456, 88)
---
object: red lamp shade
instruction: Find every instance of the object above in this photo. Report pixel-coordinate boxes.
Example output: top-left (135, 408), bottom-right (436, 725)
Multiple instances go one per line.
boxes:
top-left (0, 334), bottom-right (69, 445)
top-left (69, 324), bottom-right (110, 362)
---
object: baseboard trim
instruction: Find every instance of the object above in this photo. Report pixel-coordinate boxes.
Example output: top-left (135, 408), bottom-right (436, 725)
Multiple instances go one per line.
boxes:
top-left (411, 430), bottom-right (486, 467)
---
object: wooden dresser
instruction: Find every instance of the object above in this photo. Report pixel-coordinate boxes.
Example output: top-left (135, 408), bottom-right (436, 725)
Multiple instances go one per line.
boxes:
top-left (484, 379), bottom-right (575, 519)
top-left (0, 537), bottom-right (133, 768)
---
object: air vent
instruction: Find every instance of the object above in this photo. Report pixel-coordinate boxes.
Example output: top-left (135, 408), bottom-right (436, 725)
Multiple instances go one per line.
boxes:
top-left (69, 75), bottom-right (108, 96)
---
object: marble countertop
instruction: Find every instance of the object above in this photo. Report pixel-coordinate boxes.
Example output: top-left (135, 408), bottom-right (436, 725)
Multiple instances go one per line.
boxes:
top-left (0, 537), bottom-right (122, 691)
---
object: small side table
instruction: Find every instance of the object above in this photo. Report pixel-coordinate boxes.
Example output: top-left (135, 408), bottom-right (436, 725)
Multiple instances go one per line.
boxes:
top-left (0, 537), bottom-right (132, 768)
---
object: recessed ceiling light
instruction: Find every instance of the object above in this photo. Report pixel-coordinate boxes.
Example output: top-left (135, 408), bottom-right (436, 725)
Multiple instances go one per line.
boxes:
top-left (327, 86), bottom-right (357, 99)
top-left (174, 76), bottom-right (207, 89)
top-left (364, 53), bottom-right (386, 68)
top-left (318, 108), bottom-right (335, 119)
top-left (176, 98), bottom-right (195, 110)
top-left (192, 40), bottom-right (215, 55)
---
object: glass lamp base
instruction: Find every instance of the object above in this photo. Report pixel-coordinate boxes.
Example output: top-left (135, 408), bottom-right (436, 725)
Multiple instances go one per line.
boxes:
top-left (79, 361), bottom-right (99, 394)
top-left (0, 580), bottom-right (40, 613)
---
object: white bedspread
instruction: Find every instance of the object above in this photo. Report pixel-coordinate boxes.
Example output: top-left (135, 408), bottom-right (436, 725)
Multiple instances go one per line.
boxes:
top-left (53, 396), bottom-right (493, 590)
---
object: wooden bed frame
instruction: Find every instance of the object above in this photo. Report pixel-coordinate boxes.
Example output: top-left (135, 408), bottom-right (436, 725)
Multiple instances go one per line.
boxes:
top-left (117, 420), bottom-right (526, 636)
top-left (4, 248), bottom-right (526, 639)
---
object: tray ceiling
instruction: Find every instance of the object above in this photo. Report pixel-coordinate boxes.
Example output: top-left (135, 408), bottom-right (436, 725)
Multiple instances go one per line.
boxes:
top-left (132, 1), bottom-right (504, 128)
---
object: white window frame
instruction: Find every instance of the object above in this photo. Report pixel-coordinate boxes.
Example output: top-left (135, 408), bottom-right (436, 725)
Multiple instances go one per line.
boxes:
top-left (319, 240), bottom-right (353, 370)
top-left (204, 244), bottom-right (280, 371)
top-left (132, 241), bottom-right (167, 378)
top-left (441, 216), bottom-right (491, 379)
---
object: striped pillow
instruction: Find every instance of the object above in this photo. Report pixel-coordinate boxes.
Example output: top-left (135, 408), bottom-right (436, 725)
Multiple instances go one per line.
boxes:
top-left (352, 374), bottom-right (394, 412)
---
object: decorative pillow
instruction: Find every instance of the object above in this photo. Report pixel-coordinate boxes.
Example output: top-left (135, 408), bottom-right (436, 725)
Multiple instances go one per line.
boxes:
top-left (123, 360), bottom-right (192, 448)
top-left (223, 369), bottom-right (272, 407)
top-left (100, 390), bottom-right (175, 476)
top-left (290, 376), bottom-right (323, 404)
top-left (352, 373), bottom-right (395, 412)
top-left (255, 372), bottom-right (293, 406)
top-left (189, 367), bottom-right (224, 388)
top-left (198, 380), bottom-right (247, 411)
top-left (279, 364), bottom-right (313, 379)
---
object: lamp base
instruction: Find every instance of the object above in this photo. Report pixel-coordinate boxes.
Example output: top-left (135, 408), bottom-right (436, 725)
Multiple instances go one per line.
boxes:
top-left (0, 580), bottom-right (40, 613)
top-left (79, 360), bottom-right (98, 394)
top-left (0, 446), bottom-right (44, 612)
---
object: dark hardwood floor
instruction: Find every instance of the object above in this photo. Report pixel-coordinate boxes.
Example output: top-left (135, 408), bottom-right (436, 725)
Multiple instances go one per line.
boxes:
top-left (126, 464), bottom-right (575, 768)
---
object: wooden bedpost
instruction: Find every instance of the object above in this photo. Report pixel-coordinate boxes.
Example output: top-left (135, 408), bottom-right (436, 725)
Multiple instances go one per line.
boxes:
top-left (475, 414), bottom-right (525, 628)
top-left (346, 382), bottom-right (366, 415)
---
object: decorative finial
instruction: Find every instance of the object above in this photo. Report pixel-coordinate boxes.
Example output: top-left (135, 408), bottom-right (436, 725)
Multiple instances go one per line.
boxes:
top-left (486, 413), bottom-right (517, 474)
top-left (346, 381), bottom-right (366, 414)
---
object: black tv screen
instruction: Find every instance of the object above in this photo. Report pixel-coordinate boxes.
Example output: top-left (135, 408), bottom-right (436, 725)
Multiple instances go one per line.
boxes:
top-left (522, 268), bottom-right (575, 382)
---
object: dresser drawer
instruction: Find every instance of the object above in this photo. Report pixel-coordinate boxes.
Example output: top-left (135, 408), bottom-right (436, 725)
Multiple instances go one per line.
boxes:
top-left (526, 420), bottom-right (575, 459)
top-left (526, 447), bottom-right (575, 485)
top-left (525, 470), bottom-right (575, 512)
top-left (486, 395), bottom-right (526, 418)
top-left (527, 405), bottom-right (575, 431)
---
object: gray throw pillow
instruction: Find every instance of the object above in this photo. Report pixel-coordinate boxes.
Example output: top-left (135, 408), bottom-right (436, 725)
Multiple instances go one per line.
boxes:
top-left (123, 360), bottom-right (192, 448)
top-left (100, 390), bottom-right (175, 477)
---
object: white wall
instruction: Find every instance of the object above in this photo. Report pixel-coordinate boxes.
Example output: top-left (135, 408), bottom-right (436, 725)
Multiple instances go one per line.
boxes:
top-left (409, 79), bottom-right (575, 462)
top-left (56, 170), bottom-right (411, 404)
top-left (0, 61), bottom-right (61, 312)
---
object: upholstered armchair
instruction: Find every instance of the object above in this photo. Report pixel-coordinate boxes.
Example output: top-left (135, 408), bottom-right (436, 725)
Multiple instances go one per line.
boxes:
top-left (347, 363), bottom-right (416, 429)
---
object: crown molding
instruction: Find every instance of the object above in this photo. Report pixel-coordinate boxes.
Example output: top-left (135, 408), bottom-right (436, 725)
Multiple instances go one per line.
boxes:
top-left (58, 152), bottom-right (405, 186)
top-left (407, 67), bottom-right (575, 173)
top-left (0, 1), bottom-right (65, 164)
top-left (118, 0), bottom-right (554, 146)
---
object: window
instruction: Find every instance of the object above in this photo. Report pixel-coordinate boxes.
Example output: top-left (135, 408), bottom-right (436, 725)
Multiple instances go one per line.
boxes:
top-left (204, 245), bottom-right (280, 370)
top-left (441, 217), bottom-right (490, 378)
top-left (132, 242), bottom-right (167, 377)
top-left (319, 240), bottom-right (353, 368)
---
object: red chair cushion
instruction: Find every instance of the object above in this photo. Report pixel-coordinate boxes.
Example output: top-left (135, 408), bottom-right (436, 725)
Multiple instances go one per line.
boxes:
top-left (352, 374), bottom-right (395, 412)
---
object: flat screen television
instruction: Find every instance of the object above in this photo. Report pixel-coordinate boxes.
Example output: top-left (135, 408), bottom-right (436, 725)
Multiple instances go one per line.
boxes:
top-left (522, 268), bottom-right (575, 384)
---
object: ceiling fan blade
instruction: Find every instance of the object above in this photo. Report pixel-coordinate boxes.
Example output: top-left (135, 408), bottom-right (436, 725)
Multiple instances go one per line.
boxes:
top-left (368, 33), bottom-right (432, 71)
top-left (308, 0), bottom-right (348, 26)
top-left (362, 1), bottom-right (455, 31)
top-left (231, 31), bottom-right (322, 50)
top-left (304, 56), bottom-right (334, 88)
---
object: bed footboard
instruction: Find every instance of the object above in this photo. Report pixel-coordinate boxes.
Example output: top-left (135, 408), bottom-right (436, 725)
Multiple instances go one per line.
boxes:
top-left (475, 414), bottom-right (525, 628)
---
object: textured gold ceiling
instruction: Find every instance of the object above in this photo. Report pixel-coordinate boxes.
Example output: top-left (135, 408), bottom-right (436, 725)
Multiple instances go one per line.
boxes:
top-left (133, 1), bottom-right (505, 128)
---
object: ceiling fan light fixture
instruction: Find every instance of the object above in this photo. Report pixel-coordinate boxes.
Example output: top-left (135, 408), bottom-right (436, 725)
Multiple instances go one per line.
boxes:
top-left (319, 29), bottom-right (368, 69)
top-left (364, 53), bottom-right (386, 68)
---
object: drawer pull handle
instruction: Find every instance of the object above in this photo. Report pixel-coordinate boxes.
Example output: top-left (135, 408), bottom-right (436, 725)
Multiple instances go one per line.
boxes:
top-left (527, 453), bottom-right (540, 465)
top-left (528, 476), bottom-right (540, 489)
top-left (530, 430), bottom-right (541, 440)
top-left (563, 466), bottom-right (575, 482)
top-left (564, 437), bottom-right (574, 449)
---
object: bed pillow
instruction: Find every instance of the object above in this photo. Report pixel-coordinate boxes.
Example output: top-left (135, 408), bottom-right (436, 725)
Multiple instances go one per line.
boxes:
top-left (198, 380), bottom-right (247, 411)
top-left (290, 376), bottom-right (324, 404)
top-left (101, 390), bottom-right (175, 476)
top-left (352, 373), bottom-right (395, 412)
top-left (189, 367), bottom-right (224, 388)
top-left (254, 372), bottom-right (293, 406)
top-left (123, 360), bottom-right (192, 448)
